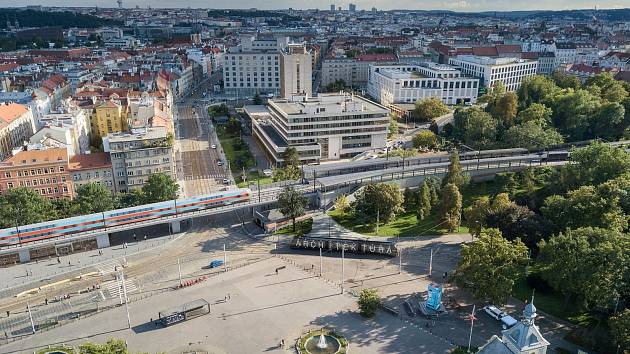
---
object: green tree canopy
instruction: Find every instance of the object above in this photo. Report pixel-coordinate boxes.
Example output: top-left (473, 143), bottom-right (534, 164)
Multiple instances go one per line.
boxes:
top-left (610, 309), bottom-right (630, 351)
top-left (412, 130), bottom-right (438, 149)
top-left (354, 183), bottom-right (404, 224)
top-left (547, 89), bottom-right (601, 141)
top-left (452, 228), bottom-right (528, 304)
top-left (503, 121), bottom-right (564, 150)
top-left (561, 142), bottom-right (630, 190)
top-left (141, 173), bottom-right (179, 204)
top-left (0, 188), bottom-right (55, 228)
top-left (417, 181), bottom-right (432, 221)
top-left (75, 183), bottom-right (114, 214)
top-left (516, 103), bottom-right (552, 126)
top-left (517, 75), bottom-right (559, 108)
top-left (278, 186), bottom-right (308, 232)
top-left (440, 183), bottom-right (462, 231)
top-left (552, 71), bottom-right (581, 90)
top-left (412, 97), bottom-right (450, 122)
top-left (78, 338), bottom-right (130, 354)
top-left (453, 106), bottom-right (498, 149)
top-left (585, 73), bottom-right (629, 103)
top-left (442, 150), bottom-right (468, 188)
top-left (464, 196), bottom-right (491, 238)
top-left (538, 227), bottom-right (630, 309)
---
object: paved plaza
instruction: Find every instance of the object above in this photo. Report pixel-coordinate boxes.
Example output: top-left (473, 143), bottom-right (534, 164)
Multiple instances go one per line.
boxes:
top-left (0, 256), bottom-right (452, 354)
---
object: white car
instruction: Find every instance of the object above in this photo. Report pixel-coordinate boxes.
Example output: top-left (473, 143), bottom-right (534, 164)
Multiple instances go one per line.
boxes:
top-left (211, 144), bottom-right (217, 149)
top-left (217, 161), bottom-right (223, 166)
top-left (262, 169), bottom-right (273, 177)
top-left (222, 178), bottom-right (230, 184)
top-left (483, 305), bottom-right (507, 320)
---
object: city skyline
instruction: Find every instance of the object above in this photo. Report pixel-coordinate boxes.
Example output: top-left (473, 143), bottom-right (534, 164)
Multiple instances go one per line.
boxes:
top-left (0, 0), bottom-right (627, 11)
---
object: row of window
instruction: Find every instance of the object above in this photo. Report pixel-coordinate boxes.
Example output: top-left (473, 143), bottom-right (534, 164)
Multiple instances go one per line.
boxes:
top-left (6, 183), bottom-right (68, 195)
top-left (4, 166), bottom-right (65, 178)
top-left (72, 170), bottom-right (112, 181)
top-left (8, 175), bottom-right (68, 188)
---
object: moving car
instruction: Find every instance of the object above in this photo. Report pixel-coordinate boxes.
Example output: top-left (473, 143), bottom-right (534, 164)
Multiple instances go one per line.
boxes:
top-left (209, 260), bottom-right (224, 268)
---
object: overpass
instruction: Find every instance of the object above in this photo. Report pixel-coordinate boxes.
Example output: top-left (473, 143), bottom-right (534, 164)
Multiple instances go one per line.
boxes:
top-left (0, 147), bottom-right (596, 264)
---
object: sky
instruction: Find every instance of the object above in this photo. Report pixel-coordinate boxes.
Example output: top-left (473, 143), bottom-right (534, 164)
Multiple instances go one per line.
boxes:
top-left (0, 0), bottom-right (626, 12)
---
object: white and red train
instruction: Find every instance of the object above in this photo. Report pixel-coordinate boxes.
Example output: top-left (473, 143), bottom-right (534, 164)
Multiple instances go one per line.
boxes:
top-left (0, 189), bottom-right (251, 246)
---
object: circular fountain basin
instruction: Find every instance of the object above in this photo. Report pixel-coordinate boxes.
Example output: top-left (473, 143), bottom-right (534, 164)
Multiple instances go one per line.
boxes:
top-left (304, 334), bottom-right (341, 354)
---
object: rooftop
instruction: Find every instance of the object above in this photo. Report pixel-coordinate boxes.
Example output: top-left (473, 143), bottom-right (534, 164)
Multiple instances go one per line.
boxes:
top-left (68, 152), bottom-right (112, 171)
top-left (1, 148), bottom-right (68, 167)
top-left (0, 103), bottom-right (29, 126)
top-left (270, 93), bottom-right (388, 116)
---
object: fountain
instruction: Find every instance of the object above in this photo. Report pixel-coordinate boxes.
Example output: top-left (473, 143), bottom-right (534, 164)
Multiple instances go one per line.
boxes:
top-left (317, 334), bottom-right (328, 349)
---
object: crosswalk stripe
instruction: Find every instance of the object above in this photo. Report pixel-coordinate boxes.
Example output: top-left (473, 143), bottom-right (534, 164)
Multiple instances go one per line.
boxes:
top-left (102, 278), bottom-right (138, 299)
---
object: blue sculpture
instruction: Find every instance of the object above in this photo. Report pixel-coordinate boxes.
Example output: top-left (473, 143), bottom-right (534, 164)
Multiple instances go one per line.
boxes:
top-left (426, 284), bottom-right (443, 311)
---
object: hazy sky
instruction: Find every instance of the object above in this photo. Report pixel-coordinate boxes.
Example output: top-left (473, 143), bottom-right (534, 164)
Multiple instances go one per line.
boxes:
top-left (0, 0), bottom-right (626, 12)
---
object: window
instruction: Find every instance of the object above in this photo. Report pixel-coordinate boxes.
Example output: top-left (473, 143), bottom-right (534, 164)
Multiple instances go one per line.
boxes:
top-left (3, 172), bottom-right (10, 178)
top-left (7, 182), bottom-right (13, 188)
top-left (59, 166), bottom-right (64, 172)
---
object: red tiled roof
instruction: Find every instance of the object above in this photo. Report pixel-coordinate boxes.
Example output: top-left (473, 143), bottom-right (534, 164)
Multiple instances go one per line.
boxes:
top-left (356, 53), bottom-right (397, 62)
top-left (68, 152), bottom-right (111, 171)
top-left (472, 47), bottom-right (498, 57)
top-left (2, 148), bottom-right (68, 166)
top-left (0, 103), bottom-right (29, 125)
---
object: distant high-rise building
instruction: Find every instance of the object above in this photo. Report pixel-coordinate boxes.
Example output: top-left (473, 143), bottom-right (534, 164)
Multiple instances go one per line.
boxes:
top-left (349, 3), bottom-right (356, 12)
top-left (330, 4), bottom-right (335, 12)
top-left (372, 7), bottom-right (377, 12)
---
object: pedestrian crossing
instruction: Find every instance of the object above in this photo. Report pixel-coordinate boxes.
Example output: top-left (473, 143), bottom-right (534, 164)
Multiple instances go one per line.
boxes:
top-left (184, 174), bottom-right (225, 180)
top-left (101, 277), bottom-right (138, 300)
top-left (95, 259), bottom-right (127, 276)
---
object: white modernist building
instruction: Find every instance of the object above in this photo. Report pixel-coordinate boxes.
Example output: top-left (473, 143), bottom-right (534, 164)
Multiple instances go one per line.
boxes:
top-left (280, 44), bottom-right (313, 98)
top-left (367, 63), bottom-right (479, 106)
top-left (448, 55), bottom-right (538, 92)
top-left (253, 93), bottom-right (390, 164)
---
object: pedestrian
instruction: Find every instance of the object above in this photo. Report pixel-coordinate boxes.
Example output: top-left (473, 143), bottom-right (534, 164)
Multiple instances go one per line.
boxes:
top-left (57, 257), bottom-right (60, 264)
top-left (144, 235), bottom-right (147, 241)
top-left (68, 261), bottom-right (71, 266)
top-left (227, 293), bottom-right (230, 300)
top-left (281, 339), bottom-right (285, 348)
top-left (45, 298), bottom-right (48, 305)
top-left (25, 269), bottom-right (28, 277)
top-left (6, 310), bottom-right (9, 317)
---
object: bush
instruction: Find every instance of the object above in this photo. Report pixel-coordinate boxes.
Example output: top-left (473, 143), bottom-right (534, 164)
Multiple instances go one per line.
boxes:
top-left (357, 288), bottom-right (381, 318)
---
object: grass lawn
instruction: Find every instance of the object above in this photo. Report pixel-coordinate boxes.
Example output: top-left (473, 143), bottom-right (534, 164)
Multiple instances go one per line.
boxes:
top-left (328, 209), bottom-right (467, 237)
top-left (512, 269), bottom-right (594, 326)
top-left (274, 218), bottom-right (313, 237)
top-left (216, 127), bottom-right (255, 175)
top-left (236, 171), bottom-right (273, 188)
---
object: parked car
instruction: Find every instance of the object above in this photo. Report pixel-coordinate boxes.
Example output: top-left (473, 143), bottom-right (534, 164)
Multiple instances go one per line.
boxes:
top-left (501, 315), bottom-right (518, 329)
top-left (262, 169), bottom-right (273, 177)
top-left (217, 161), bottom-right (223, 166)
top-left (222, 179), bottom-right (230, 184)
top-left (483, 305), bottom-right (507, 320)
top-left (209, 259), bottom-right (224, 268)
top-left (211, 144), bottom-right (217, 149)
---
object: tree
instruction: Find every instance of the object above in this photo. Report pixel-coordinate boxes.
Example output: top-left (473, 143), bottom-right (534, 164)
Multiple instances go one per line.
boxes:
top-left (592, 102), bottom-right (626, 140)
top-left (417, 181), bottom-right (431, 221)
top-left (141, 173), bottom-right (179, 204)
top-left (425, 177), bottom-right (440, 207)
top-left (452, 228), bottom-right (528, 304)
top-left (403, 188), bottom-right (417, 212)
top-left (0, 188), bottom-right (55, 228)
top-left (541, 186), bottom-right (627, 232)
top-left (412, 130), bottom-right (437, 149)
top-left (225, 117), bottom-right (242, 136)
top-left (253, 93), bottom-right (262, 105)
top-left (334, 194), bottom-right (351, 213)
top-left (538, 227), bottom-right (630, 309)
top-left (517, 75), bottom-right (559, 108)
top-left (547, 89), bottom-right (600, 141)
top-left (116, 189), bottom-right (145, 208)
top-left (453, 106), bottom-right (498, 149)
top-left (278, 186), bottom-right (308, 232)
top-left (610, 309), bottom-right (630, 351)
top-left (552, 71), bottom-right (581, 90)
top-left (561, 142), bottom-right (630, 190)
top-left (442, 150), bottom-right (468, 188)
top-left (79, 338), bottom-right (130, 354)
top-left (325, 79), bottom-right (346, 92)
top-left (464, 196), bottom-right (491, 238)
top-left (354, 183), bottom-right (404, 224)
top-left (585, 73), bottom-right (629, 103)
top-left (486, 203), bottom-right (551, 249)
top-left (357, 288), bottom-right (381, 318)
top-left (516, 103), bottom-right (552, 126)
top-left (52, 198), bottom-right (79, 219)
top-left (388, 117), bottom-right (398, 139)
top-left (75, 183), bottom-right (114, 214)
top-left (412, 97), bottom-right (450, 122)
top-left (282, 147), bottom-right (300, 168)
top-left (488, 92), bottom-right (518, 127)
top-left (440, 183), bottom-right (462, 231)
top-left (503, 121), bottom-right (564, 150)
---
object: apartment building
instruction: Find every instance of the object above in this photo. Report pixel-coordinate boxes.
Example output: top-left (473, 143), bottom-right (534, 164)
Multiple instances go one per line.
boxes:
top-left (367, 63), bottom-right (479, 106)
top-left (0, 148), bottom-right (73, 199)
top-left (223, 34), bottom-right (289, 95)
top-left (448, 55), bottom-right (538, 92)
top-left (93, 100), bottom-right (128, 139)
top-left (0, 103), bottom-right (37, 160)
top-left (103, 127), bottom-right (174, 193)
top-left (280, 44), bottom-right (313, 98)
top-left (68, 152), bottom-right (115, 194)
top-left (321, 53), bottom-right (398, 89)
top-left (253, 93), bottom-right (389, 164)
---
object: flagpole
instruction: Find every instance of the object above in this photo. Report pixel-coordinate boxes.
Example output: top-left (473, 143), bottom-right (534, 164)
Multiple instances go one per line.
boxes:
top-left (467, 304), bottom-right (476, 353)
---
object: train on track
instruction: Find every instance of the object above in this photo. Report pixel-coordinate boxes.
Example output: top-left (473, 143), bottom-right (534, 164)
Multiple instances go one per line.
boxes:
top-left (0, 188), bottom-right (252, 246)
